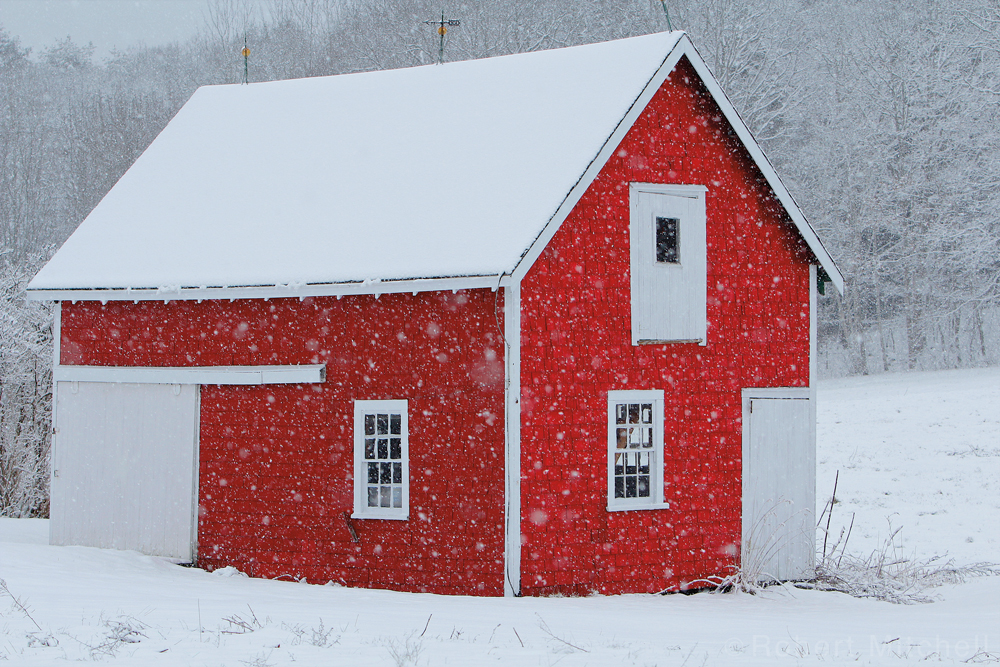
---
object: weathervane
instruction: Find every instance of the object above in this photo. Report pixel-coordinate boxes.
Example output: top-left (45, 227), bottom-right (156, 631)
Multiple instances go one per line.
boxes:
top-left (424, 12), bottom-right (460, 64)
top-left (241, 35), bottom-right (250, 84)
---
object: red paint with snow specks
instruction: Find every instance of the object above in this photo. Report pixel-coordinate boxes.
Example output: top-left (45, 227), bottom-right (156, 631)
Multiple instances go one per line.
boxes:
top-left (517, 58), bottom-right (810, 596)
top-left (61, 291), bottom-right (507, 595)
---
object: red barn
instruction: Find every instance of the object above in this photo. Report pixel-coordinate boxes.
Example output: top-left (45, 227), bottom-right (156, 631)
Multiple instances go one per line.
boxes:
top-left (29, 32), bottom-right (843, 597)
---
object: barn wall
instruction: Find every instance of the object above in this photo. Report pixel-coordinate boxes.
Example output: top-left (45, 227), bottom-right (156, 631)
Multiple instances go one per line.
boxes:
top-left (60, 289), bottom-right (507, 595)
top-left (518, 57), bottom-right (812, 596)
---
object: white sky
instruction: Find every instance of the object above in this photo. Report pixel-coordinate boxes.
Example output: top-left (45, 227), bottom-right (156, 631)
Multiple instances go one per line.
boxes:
top-left (0, 0), bottom-right (266, 60)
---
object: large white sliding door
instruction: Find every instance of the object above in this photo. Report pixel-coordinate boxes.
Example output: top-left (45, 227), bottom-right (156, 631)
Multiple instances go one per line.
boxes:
top-left (741, 388), bottom-right (815, 582)
top-left (51, 382), bottom-right (199, 561)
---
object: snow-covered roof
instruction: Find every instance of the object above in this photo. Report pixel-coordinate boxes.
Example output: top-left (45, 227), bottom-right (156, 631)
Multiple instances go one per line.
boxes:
top-left (28, 31), bottom-right (843, 300)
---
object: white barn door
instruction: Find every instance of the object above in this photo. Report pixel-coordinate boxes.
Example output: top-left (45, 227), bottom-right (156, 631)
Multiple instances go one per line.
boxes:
top-left (51, 382), bottom-right (199, 561)
top-left (741, 390), bottom-right (815, 582)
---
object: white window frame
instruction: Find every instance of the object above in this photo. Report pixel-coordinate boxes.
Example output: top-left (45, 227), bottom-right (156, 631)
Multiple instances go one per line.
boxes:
top-left (606, 390), bottom-right (668, 512)
top-left (353, 399), bottom-right (409, 520)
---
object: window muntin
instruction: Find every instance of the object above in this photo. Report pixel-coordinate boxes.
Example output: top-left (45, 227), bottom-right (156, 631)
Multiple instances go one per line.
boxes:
top-left (607, 390), bottom-right (666, 511)
top-left (655, 216), bottom-right (680, 264)
top-left (613, 401), bottom-right (654, 499)
top-left (354, 400), bottom-right (408, 519)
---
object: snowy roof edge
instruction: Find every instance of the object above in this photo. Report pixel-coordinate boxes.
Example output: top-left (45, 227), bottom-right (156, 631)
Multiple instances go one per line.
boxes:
top-left (510, 33), bottom-right (844, 295)
top-left (25, 274), bottom-right (513, 302)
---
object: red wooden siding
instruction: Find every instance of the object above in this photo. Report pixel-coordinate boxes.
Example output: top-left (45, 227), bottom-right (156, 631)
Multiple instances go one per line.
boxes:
top-left (60, 290), bottom-right (507, 595)
top-left (518, 57), bottom-right (812, 596)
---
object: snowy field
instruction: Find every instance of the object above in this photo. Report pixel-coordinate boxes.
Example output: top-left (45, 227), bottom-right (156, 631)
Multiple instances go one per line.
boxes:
top-left (1, 368), bottom-right (998, 665)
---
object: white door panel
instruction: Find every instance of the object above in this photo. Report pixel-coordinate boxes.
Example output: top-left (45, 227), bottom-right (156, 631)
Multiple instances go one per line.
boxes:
top-left (742, 394), bottom-right (815, 581)
top-left (51, 382), bottom-right (199, 561)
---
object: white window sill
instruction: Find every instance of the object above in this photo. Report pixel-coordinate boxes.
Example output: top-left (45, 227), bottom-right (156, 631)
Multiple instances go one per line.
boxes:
top-left (351, 511), bottom-right (409, 521)
top-left (606, 502), bottom-right (670, 513)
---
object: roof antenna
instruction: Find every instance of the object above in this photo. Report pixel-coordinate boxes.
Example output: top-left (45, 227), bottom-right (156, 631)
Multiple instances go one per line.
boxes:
top-left (658, 1), bottom-right (675, 31)
top-left (241, 35), bottom-right (250, 84)
top-left (424, 11), bottom-right (460, 64)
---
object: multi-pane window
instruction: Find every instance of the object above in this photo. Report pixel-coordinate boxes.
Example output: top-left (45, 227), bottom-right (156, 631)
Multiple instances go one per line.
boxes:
top-left (607, 390), bottom-right (665, 511)
top-left (655, 216), bottom-right (680, 263)
top-left (353, 400), bottom-right (408, 520)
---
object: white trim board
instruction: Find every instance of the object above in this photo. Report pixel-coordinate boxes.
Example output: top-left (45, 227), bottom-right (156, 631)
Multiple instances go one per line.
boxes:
top-left (510, 34), bottom-right (843, 295)
top-left (48, 303), bottom-right (62, 550)
top-left (26, 275), bottom-right (512, 303)
top-left (631, 183), bottom-right (708, 197)
top-left (741, 387), bottom-right (811, 401)
top-left (53, 364), bottom-right (326, 386)
top-left (503, 283), bottom-right (522, 597)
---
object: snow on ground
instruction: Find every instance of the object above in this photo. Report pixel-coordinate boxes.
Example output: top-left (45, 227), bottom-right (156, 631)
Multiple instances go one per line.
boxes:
top-left (817, 367), bottom-right (1000, 565)
top-left (1, 368), bottom-right (998, 666)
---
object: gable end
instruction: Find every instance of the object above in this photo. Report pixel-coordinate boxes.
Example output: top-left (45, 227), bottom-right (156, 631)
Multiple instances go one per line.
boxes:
top-left (510, 36), bottom-right (843, 295)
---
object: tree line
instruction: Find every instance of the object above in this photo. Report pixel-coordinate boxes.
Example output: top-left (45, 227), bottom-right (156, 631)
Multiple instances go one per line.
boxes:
top-left (1, 0), bottom-right (998, 516)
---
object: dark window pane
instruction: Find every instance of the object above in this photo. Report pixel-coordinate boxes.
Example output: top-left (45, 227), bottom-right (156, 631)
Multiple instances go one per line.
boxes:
top-left (392, 487), bottom-right (402, 508)
top-left (625, 455), bottom-right (637, 475)
top-left (639, 456), bottom-right (650, 475)
top-left (614, 477), bottom-right (625, 498)
top-left (615, 404), bottom-right (626, 424)
top-left (364, 438), bottom-right (376, 460)
top-left (641, 427), bottom-right (652, 448)
top-left (380, 462), bottom-right (391, 484)
top-left (390, 413), bottom-right (401, 435)
top-left (368, 462), bottom-right (379, 484)
top-left (390, 438), bottom-right (401, 459)
top-left (365, 414), bottom-right (375, 436)
top-left (380, 486), bottom-right (391, 507)
top-left (377, 438), bottom-right (388, 459)
top-left (625, 476), bottom-right (637, 498)
top-left (616, 428), bottom-right (628, 449)
top-left (628, 404), bottom-right (639, 424)
top-left (392, 462), bottom-right (402, 484)
top-left (638, 476), bottom-right (650, 497)
top-left (377, 414), bottom-right (389, 435)
top-left (367, 487), bottom-right (379, 507)
top-left (641, 404), bottom-right (653, 423)
top-left (656, 216), bottom-right (679, 263)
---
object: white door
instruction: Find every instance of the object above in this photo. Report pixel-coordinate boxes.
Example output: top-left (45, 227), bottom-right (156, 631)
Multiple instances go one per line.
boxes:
top-left (51, 382), bottom-right (199, 561)
top-left (742, 393), bottom-right (815, 581)
top-left (629, 184), bottom-right (707, 344)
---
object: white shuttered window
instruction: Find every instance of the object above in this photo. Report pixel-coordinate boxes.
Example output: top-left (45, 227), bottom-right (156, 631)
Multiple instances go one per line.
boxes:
top-left (629, 183), bottom-right (708, 345)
